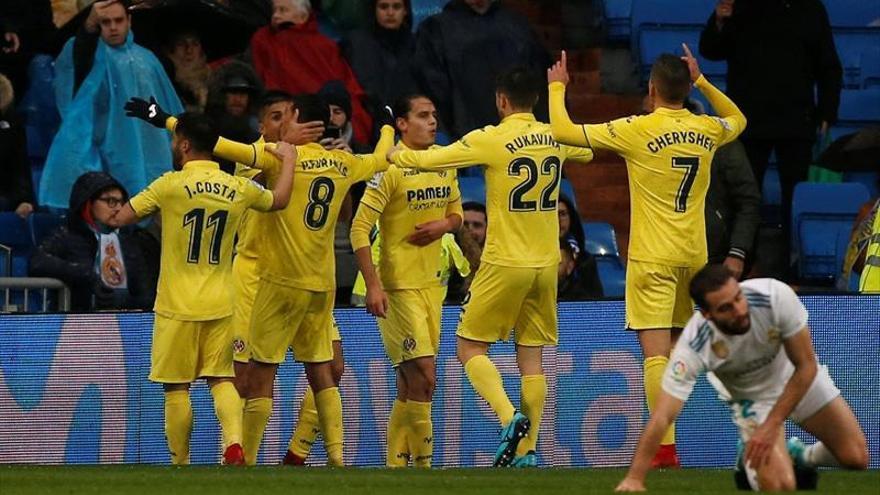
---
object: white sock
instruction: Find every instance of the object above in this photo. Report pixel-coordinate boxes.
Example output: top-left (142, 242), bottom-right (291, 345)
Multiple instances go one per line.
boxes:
top-left (805, 442), bottom-right (840, 468)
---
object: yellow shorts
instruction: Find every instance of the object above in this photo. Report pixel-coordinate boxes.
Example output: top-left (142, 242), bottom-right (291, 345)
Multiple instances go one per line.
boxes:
top-left (231, 255), bottom-right (260, 363)
top-left (249, 279), bottom-right (334, 364)
top-left (457, 263), bottom-right (557, 346)
top-left (378, 287), bottom-right (445, 366)
top-left (149, 315), bottom-right (234, 383)
top-left (625, 260), bottom-right (700, 330)
top-left (330, 317), bottom-right (341, 342)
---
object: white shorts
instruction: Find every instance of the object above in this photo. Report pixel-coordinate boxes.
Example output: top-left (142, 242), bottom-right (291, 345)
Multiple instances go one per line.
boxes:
top-left (720, 365), bottom-right (840, 442)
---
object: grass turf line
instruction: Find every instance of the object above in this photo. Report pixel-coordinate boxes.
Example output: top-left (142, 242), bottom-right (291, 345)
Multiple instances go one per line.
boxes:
top-left (1, 467), bottom-right (878, 495)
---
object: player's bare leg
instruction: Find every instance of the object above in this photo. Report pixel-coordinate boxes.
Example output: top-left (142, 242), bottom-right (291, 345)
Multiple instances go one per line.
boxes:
top-left (162, 382), bottom-right (192, 465)
top-left (513, 344), bottom-right (545, 467)
top-left (400, 356), bottom-right (436, 467)
top-left (233, 362), bottom-right (249, 399)
top-left (285, 341), bottom-right (345, 466)
top-left (206, 376), bottom-right (245, 465)
top-left (794, 397), bottom-right (869, 470)
top-left (303, 359), bottom-right (345, 466)
top-left (750, 430), bottom-right (797, 491)
top-left (637, 328), bottom-right (682, 468)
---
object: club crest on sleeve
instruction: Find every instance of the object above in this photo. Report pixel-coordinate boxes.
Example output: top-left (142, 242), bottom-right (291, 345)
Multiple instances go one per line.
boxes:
top-left (711, 340), bottom-right (730, 359)
top-left (367, 172), bottom-right (385, 189)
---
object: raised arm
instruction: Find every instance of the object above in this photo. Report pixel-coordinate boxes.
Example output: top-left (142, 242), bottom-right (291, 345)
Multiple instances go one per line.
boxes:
top-left (681, 44), bottom-right (747, 142)
top-left (389, 135), bottom-right (481, 172)
top-left (263, 142), bottom-right (297, 210)
top-left (547, 51), bottom-right (590, 148)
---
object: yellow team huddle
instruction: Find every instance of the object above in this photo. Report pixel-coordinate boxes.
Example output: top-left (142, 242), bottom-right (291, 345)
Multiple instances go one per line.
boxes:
top-left (115, 48), bottom-right (746, 469)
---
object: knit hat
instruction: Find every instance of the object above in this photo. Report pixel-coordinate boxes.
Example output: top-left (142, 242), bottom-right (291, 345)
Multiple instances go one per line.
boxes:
top-left (318, 80), bottom-right (352, 119)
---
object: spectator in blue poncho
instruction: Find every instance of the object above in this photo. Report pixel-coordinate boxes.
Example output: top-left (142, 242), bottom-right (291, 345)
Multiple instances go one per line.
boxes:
top-left (39, 0), bottom-right (183, 211)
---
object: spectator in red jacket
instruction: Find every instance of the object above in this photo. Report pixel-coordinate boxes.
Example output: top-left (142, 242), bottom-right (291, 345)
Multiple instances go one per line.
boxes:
top-left (249, 0), bottom-right (373, 144)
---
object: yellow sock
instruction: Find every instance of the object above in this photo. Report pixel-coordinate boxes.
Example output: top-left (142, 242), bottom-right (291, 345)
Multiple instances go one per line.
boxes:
top-left (386, 399), bottom-right (410, 467)
top-left (516, 374), bottom-right (546, 456)
top-left (644, 356), bottom-right (675, 445)
top-left (210, 381), bottom-right (243, 449)
top-left (406, 400), bottom-right (433, 468)
top-left (464, 355), bottom-right (515, 426)
top-left (164, 390), bottom-right (192, 465)
top-left (242, 397), bottom-right (273, 466)
top-left (289, 387), bottom-right (320, 458)
top-left (314, 387), bottom-right (344, 466)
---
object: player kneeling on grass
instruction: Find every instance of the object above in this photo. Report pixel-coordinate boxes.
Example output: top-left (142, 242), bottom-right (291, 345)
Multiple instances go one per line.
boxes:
top-left (615, 265), bottom-right (868, 491)
top-left (106, 112), bottom-right (296, 465)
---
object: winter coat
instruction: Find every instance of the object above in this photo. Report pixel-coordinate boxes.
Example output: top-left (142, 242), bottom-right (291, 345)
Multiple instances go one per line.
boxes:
top-left (29, 172), bottom-right (155, 311)
top-left (705, 140), bottom-right (762, 264)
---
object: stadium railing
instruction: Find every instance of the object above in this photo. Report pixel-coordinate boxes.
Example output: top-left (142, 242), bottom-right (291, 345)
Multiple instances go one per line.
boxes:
top-left (0, 277), bottom-right (71, 313)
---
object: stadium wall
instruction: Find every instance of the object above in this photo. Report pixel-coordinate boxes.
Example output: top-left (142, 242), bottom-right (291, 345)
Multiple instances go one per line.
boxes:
top-left (0, 297), bottom-right (877, 467)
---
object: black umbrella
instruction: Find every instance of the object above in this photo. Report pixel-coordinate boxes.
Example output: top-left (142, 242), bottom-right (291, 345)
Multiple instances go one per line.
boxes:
top-left (53, 0), bottom-right (261, 62)
top-left (818, 127), bottom-right (880, 172)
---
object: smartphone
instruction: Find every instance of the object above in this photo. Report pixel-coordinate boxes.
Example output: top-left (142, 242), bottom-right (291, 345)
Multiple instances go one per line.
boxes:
top-left (322, 126), bottom-right (341, 141)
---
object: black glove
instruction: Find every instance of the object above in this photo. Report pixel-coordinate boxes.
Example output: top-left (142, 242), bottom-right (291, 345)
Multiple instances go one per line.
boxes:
top-left (125, 96), bottom-right (170, 129)
top-left (379, 104), bottom-right (396, 129)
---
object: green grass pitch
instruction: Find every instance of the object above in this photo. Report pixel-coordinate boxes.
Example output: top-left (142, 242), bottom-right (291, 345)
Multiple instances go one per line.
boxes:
top-left (1, 467), bottom-right (877, 495)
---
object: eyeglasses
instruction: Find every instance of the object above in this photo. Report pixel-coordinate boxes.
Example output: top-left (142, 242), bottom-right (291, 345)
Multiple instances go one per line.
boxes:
top-left (97, 196), bottom-right (125, 208)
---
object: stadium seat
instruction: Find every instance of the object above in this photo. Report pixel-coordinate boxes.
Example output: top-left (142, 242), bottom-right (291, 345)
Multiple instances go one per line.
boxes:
top-left (837, 88), bottom-right (880, 125)
top-left (595, 257), bottom-right (626, 297)
top-left (458, 176), bottom-right (486, 205)
top-left (605, 0), bottom-right (634, 42)
top-left (859, 46), bottom-right (880, 89)
top-left (560, 178), bottom-right (577, 205)
top-left (791, 182), bottom-right (871, 280)
top-left (637, 25), bottom-right (727, 83)
top-left (761, 165), bottom-right (782, 226)
top-left (29, 213), bottom-right (65, 248)
top-left (822, 0), bottom-right (880, 28)
top-left (411, 0), bottom-right (447, 30)
top-left (843, 171), bottom-right (879, 198)
top-left (834, 28), bottom-right (880, 88)
top-left (583, 222), bottom-right (620, 258)
top-left (0, 213), bottom-right (33, 277)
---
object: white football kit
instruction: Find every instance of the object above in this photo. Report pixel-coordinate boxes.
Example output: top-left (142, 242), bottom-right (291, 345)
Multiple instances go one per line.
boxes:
top-left (662, 278), bottom-right (840, 441)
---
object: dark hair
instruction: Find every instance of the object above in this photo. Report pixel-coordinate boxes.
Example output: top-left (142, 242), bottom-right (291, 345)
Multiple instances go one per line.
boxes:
top-left (371, 0), bottom-right (413, 31)
top-left (462, 201), bottom-right (487, 218)
top-left (558, 194), bottom-right (585, 254)
top-left (292, 94), bottom-right (331, 128)
top-left (392, 94), bottom-right (432, 122)
top-left (650, 54), bottom-right (691, 104)
top-left (175, 112), bottom-right (219, 154)
top-left (495, 67), bottom-right (542, 110)
top-left (689, 264), bottom-right (735, 310)
top-left (259, 90), bottom-right (294, 118)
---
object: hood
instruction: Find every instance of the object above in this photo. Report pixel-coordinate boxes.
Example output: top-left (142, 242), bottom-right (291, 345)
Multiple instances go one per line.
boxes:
top-left (318, 80), bottom-right (352, 122)
top-left (68, 172), bottom-right (128, 231)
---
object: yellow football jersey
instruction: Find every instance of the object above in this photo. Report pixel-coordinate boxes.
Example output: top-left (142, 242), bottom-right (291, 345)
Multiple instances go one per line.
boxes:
top-left (549, 76), bottom-right (746, 267)
top-left (233, 163), bottom-right (266, 260)
top-left (391, 113), bottom-right (593, 268)
top-left (213, 126), bottom-right (394, 291)
top-left (130, 160), bottom-right (275, 320)
top-left (351, 149), bottom-right (463, 289)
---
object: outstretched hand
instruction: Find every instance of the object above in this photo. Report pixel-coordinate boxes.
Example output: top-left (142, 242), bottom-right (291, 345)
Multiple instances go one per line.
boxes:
top-left (680, 43), bottom-right (702, 83)
top-left (547, 50), bottom-right (570, 85)
top-left (124, 96), bottom-right (170, 128)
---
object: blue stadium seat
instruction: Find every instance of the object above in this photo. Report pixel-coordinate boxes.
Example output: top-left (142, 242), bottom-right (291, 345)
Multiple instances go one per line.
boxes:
top-left (605, 0), bottom-right (634, 42)
top-left (595, 257), bottom-right (626, 297)
top-left (834, 28), bottom-right (880, 88)
top-left (411, 0), bottom-right (447, 30)
top-left (29, 213), bottom-right (65, 248)
top-left (822, 0), bottom-right (880, 28)
top-left (837, 88), bottom-right (880, 126)
top-left (583, 222), bottom-right (620, 258)
top-left (791, 182), bottom-right (871, 280)
top-left (560, 178), bottom-right (577, 206)
top-left (762, 165), bottom-right (782, 225)
top-left (630, 0), bottom-right (715, 31)
top-left (458, 176), bottom-right (486, 205)
top-left (859, 46), bottom-right (880, 89)
top-left (0, 213), bottom-right (33, 277)
top-left (843, 171), bottom-right (879, 198)
top-left (638, 25), bottom-right (727, 83)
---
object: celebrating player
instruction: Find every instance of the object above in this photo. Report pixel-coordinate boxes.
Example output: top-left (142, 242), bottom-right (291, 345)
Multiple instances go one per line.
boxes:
top-left (351, 94), bottom-right (463, 467)
top-left (548, 46), bottom-right (746, 467)
top-left (388, 68), bottom-right (594, 467)
top-left (615, 265), bottom-right (869, 491)
top-left (106, 112), bottom-right (296, 465)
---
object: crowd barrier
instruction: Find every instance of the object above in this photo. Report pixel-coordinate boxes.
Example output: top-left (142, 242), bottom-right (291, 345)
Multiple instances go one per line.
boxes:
top-left (1, 296), bottom-right (877, 467)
